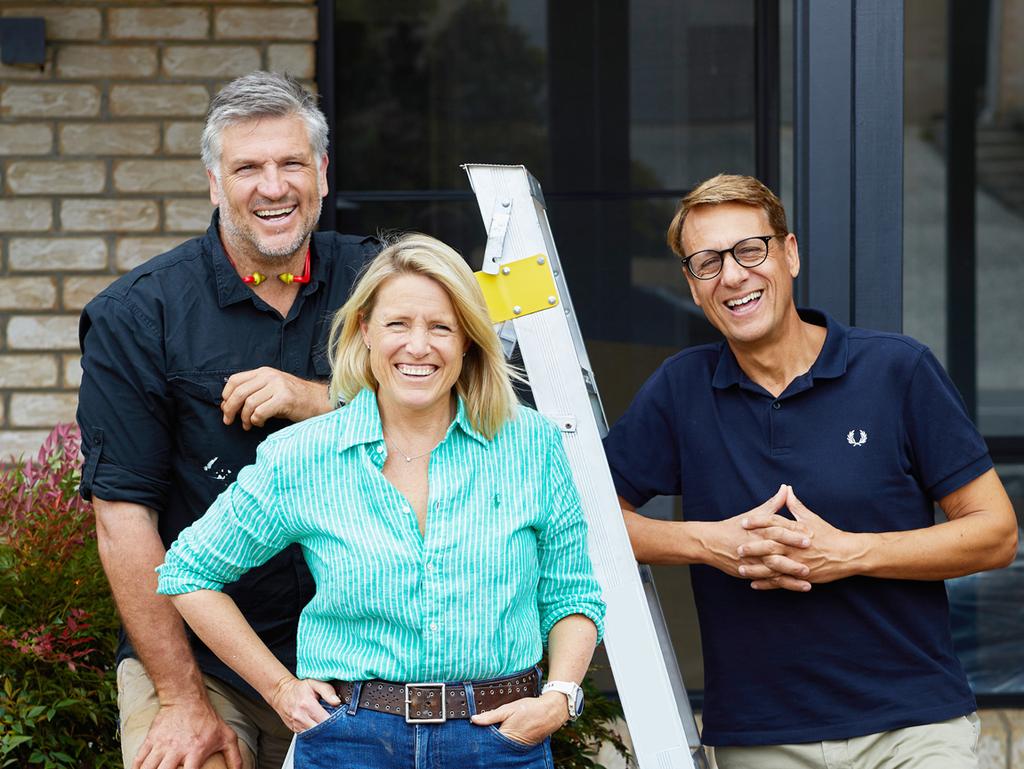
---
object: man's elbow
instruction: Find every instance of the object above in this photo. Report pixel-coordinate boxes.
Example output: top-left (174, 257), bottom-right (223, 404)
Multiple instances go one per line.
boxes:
top-left (93, 498), bottom-right (159, 561)
top-left (992, 522), bottom-right (1019, 569)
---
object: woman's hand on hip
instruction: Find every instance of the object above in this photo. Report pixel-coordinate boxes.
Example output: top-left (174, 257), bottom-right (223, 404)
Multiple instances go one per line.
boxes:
top-left (268, 675), bottom-right (342, 733)
top-left (470, 692), bottom-right (568, 745)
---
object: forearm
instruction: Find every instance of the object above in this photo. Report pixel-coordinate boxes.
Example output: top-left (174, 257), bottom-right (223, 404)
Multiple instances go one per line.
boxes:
top-left (854, 513), bottom-right (1017, 580)
top-left (623, 508), bottom-right (708, 565)
top-left (171, 589), bottom-right (293, 705)
top-left (545, 614), bottom-right (598, 683)
top-left (94, 498), bottom-right (207, 704)
top-left (790, 470), bottom-right (1018, 584)
top-left (293, 380), bottom-right (334, 421)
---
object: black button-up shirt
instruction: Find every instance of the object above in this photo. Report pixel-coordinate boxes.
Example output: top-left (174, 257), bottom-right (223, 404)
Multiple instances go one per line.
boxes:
top-left (77, 212), bottom-right (378, 696)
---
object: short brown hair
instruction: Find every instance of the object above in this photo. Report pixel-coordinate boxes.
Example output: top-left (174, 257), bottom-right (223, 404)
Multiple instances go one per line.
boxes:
top-left (666, 174), bottom-right (788, 258)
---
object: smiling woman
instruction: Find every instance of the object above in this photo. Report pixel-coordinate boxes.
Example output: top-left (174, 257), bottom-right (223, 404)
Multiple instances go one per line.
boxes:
top-left (156, 233), bottom-right (606, 769)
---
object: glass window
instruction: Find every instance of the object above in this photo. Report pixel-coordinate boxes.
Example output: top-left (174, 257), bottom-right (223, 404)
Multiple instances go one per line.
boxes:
top-left (904, 0), bottom-right (1024, 700)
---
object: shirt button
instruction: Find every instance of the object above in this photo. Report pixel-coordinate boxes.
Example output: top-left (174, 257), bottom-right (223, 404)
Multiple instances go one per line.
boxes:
top-left (772, 401), bottom-right (781, 410)
top-left (429, 622), bottom-right (438, 632)
top-left (376, 445), bottom-right (384, 453)
top-left (425, 561), bottom-right (434, 572)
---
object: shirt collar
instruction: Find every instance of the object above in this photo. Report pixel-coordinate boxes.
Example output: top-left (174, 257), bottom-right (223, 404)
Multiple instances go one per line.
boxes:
top-left (335, 388), bottom-right (489, 454)
top-left (711, 307), bottom-right (849, 390)
top-left (207, 209), bottom-right (326, 308)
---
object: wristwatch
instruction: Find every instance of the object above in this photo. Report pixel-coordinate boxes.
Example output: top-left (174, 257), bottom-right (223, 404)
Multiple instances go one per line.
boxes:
top-left (542, 680), bottom-right (584, 721)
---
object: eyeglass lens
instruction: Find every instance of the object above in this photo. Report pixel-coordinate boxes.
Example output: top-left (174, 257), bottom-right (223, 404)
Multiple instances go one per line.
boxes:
top-left (687, 237), bottom-right (769, 279)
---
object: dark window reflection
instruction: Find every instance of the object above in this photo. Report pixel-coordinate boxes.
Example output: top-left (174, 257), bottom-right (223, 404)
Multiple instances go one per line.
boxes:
top-left (334, 0), bottom-right (755, 357)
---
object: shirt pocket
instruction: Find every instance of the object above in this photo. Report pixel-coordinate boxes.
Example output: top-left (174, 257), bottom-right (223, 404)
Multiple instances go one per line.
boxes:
top-left (312, 349), bottom-right (332, 379)
top-left (167, 369), bottom-right (253, 489)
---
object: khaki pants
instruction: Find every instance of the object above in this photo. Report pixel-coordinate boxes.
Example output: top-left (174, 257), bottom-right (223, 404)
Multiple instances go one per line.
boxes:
top-left (713, 714), bottom-right (980, 769)
top-left (117, 658), bottom-right (293, 769)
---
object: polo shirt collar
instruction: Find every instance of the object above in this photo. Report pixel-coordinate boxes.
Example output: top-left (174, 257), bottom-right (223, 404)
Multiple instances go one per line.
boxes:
top-left (711, 307), bottom-right (849, 390)
top-left (335, 387), bottom-right (489, 454)
top-left (207, 209), bottom-right (325, 308)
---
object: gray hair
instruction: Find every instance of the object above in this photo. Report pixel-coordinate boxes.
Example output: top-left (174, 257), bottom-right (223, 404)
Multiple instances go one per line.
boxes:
top-left (200, 71), bottom-right (329, 176)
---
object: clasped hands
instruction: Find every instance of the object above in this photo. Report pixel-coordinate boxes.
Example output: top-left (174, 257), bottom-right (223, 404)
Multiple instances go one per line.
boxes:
top-left (709, 484), bottom-right (861, 591)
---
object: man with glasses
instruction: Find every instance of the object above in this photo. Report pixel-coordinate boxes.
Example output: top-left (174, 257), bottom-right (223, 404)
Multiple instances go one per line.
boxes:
top-left (603, 174), bottom-right (1017, 768)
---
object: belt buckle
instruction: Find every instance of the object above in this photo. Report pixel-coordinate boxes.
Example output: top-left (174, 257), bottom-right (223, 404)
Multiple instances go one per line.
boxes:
top-left (404, 682), bottom-right (446, 723)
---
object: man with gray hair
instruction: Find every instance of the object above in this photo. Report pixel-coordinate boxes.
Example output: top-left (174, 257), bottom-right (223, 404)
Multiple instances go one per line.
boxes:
top-left (77, 72), bottom-right (378, 769)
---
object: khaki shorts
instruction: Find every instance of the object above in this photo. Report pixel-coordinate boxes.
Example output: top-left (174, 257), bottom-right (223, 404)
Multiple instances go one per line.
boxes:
top-left (117, 657), bottom-right (292, 769)
top-left (713, 714), bottom-right (981, 769)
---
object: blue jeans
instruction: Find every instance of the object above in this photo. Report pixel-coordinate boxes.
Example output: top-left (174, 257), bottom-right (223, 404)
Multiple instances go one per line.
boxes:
top-left (293, 684), bottom-right (553, 769)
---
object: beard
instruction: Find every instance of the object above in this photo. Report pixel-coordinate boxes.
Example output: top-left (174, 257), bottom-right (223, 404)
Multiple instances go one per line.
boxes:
top-left (217, 179), bottom-right (323, 264)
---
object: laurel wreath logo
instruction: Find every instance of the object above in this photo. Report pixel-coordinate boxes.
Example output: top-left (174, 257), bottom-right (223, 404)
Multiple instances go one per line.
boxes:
top-left (847, 429), bottom-right (868, 447)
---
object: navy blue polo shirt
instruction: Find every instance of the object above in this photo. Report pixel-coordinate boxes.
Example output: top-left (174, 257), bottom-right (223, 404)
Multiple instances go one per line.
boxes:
top-left (604, 309), bottom-right (990, 746)
top-left (77, 212), bottom-right (378, 698)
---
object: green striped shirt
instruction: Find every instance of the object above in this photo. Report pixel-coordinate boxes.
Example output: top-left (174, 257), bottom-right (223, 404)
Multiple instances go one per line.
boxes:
top-left (158, 388), bottom-right (605, 682)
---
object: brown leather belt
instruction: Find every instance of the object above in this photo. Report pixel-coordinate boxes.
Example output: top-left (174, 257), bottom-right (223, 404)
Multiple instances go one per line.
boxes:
top-left (331, 668), bottom-right (539, 723)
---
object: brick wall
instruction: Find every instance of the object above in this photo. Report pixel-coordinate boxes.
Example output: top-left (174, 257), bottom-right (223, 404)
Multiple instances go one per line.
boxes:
top-left (0, 1), bottom-right (318, 460)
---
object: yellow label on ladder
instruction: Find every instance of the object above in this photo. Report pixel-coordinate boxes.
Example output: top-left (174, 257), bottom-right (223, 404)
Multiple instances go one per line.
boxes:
top-left (474, 253), bottom-right (559, 323)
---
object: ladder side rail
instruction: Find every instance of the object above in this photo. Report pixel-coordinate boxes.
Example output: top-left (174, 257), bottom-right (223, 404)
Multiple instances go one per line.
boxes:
top-left (464, 164), bottom-right (705, 769)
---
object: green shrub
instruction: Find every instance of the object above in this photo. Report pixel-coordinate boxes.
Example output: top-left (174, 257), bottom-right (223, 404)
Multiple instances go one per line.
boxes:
top-left (0, 424), bottom-right (121, 768)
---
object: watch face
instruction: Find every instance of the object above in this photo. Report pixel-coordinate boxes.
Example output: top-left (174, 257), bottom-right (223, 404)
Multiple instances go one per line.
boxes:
top-left (572, 687), bottom-right (585, 716)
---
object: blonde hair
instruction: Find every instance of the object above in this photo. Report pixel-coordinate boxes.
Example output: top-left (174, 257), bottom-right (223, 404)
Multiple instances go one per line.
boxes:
top-left (328, 233), bottom-right (518, 440)
top-left (666, 174), bottom-right (788, 258)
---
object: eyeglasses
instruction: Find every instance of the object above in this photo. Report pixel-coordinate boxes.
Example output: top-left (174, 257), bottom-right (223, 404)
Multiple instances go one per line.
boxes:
top-left (681, 235), bottom-right (783, 280)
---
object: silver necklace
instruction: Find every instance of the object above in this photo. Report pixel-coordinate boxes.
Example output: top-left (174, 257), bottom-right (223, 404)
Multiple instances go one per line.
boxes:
top-left (385, 434), bottom-right (443, 463)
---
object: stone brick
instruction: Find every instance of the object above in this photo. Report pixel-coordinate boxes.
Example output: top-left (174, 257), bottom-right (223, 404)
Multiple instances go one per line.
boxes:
top-left (0, 354), bottom-right (59, 388)
top-left (57, 45), bottom-right (157, 79)
top-left (162, 45), bottom-right (260, 78)
top-left (0, 123), bottom-right (53, 155)
top-left (63, 276), bottom-right (116, 311)
top-left (113, 160), bottom-right (208, 193)
top-left (116, 237), bottom-right (184, 271)
top-left (2, 7), bottom-right (101, 40)
top-left (0, 431), bottom-right (50, 462)
top-left (61, 199), bottom-right (159, 233)
top-left (0, 199), bottom-right (52, 232)
top-left (110, 85), bottom-right (209, 117)
top-left (1, 84), bottom-right (100, 117)
top-left (214, 7), bottom-right (317, 40)
top-left (6, 161), bottom-right (106, 195)
top-left (9, 393), bottom-right (79, 428)
top-left (7, 316), bottom-right (79, 351)
top-left (63, 354), bottom-right (83, 388)
top-left (60, 123), bottom-right (160, 156)
top-left (9, 238), bottom-right (108, 272)
top-left (165, 198), bottom-right (214, 232)
top-left (110, 8), bottom-right (209, 39)
top-left (267, 44), bottom-right (315, 78)
top-left (0, 278), bottom-right (57, 310)
top-left (164, 121), bottom-right (203, 155)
